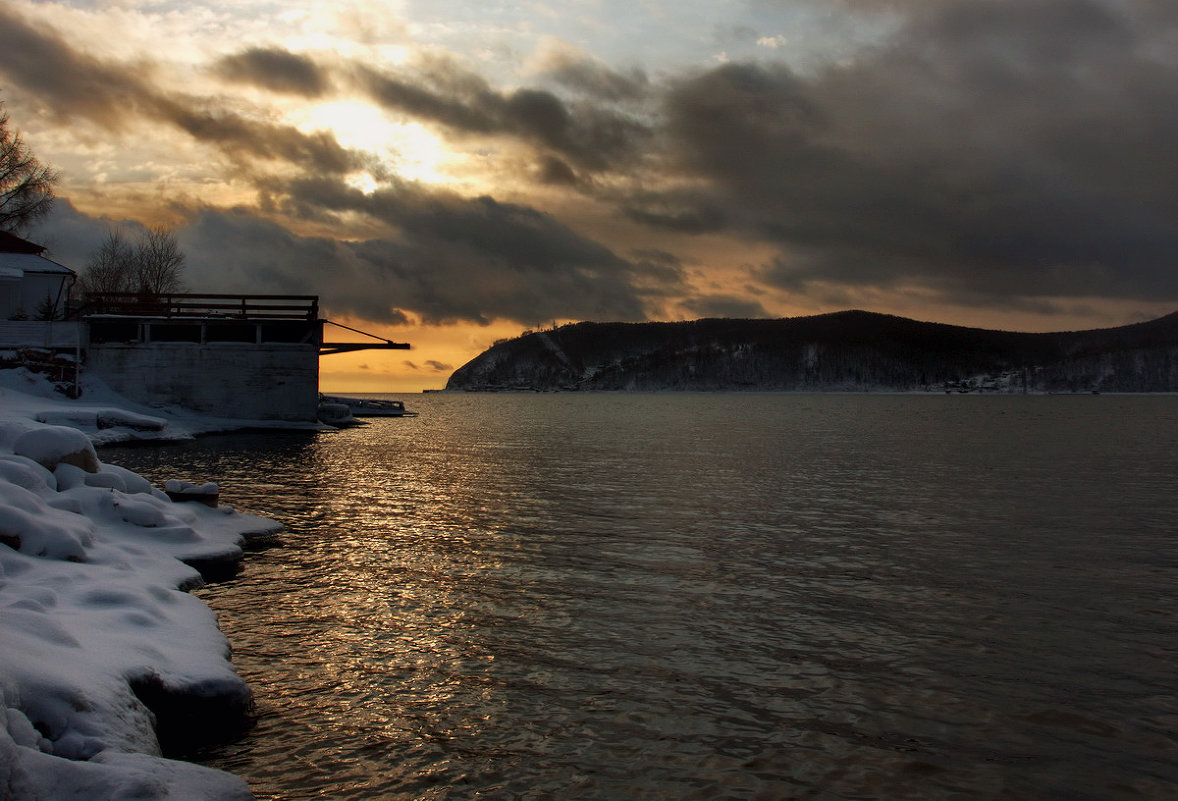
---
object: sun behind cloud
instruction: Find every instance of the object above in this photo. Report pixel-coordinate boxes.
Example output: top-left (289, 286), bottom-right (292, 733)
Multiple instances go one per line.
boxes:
top-left (292, 100), bottom-right (448, 185)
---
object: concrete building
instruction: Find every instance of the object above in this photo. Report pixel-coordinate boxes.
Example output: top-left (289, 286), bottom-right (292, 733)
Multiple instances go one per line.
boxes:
top-left (82, 294), bottom-right (325, 422)
top-left (0, 232), bottom-right (408, 422)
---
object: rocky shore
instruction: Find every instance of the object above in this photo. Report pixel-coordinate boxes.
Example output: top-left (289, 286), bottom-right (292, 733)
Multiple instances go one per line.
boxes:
top-left (0, 369), bottom-right (283, 800)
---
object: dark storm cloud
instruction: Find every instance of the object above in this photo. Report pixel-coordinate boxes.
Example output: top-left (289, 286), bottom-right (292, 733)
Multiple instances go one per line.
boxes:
top-left (651, 0), bottom-right (1178, 304)
top-left (351, 60), bottom-right (651, 172)
top-left (625, 251), bottom-right (767, 318)
top-left (172, 208), bottom-right (410, 326)
top-left (165, 104), bottom-right (360, 175)
top-left (627, 249), bottom-right (689, 289)
top-left (212, 48), bottom-right (332, 97)
top-left (496, 82), bottom-right (651, 172)
top-left (0, 5), bottom-right (157, 129)
top-left (536, 156), bottom-right (579, 186)
top-left (0, 7), bottom-right (362, 176)
top-left (16, 0), bottom-right (1173, 325)
top-left (172, 181), bottom-right (676, 326)
top-left (337, 186), bottom-right (661, 324)
top-left (0, 4), bottom-right (645, 189)
top-left (534, 51), bottom-right (648, 102)
top-left (28, 200), bottom-right (147, 268)
top-left (680, 294), bottom-right (771, 320)
top-left (349, 63), bottom-right (498, 133)
top-left (621, 189), bottom-right (730, 234)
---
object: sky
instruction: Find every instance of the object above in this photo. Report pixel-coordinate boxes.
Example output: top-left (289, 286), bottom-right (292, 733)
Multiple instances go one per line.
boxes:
top-left (2, 0), bottom-right (1177, 392)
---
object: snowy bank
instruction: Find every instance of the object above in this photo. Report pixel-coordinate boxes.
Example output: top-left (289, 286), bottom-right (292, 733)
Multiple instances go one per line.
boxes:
top-left (1, 370), bottom-right (284, 799)
top-left (0, 367), bottom-right (325, 446)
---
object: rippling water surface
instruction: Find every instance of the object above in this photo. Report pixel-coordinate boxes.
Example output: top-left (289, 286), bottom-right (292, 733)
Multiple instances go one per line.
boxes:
top-left (101, 393), bottom-right (1178, 800)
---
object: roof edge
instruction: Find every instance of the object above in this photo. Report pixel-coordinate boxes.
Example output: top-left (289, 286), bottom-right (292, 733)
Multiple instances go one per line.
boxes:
top-left (0, 230), bottom-right (46, 254)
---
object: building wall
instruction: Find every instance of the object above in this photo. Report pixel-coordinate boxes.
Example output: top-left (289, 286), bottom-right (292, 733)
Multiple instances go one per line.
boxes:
top-left (0, 321), bottom-right (84, 349)
top-left (86, 341), bottom-right (320, 421)
top-left (17, 273), bottom-right (71, 318)
top-left (0, 276), bottom-right (20, 319)
top-left (0, 273), bottom-right (71, 319)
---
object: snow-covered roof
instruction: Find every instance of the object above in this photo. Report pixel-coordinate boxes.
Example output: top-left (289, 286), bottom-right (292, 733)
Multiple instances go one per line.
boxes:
top-left (0, 251), bottom-right (74, 276)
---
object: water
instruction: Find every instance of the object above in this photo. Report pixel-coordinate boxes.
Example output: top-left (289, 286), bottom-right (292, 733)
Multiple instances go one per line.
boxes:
top-left (100, 393), bottom-right (1178, 800)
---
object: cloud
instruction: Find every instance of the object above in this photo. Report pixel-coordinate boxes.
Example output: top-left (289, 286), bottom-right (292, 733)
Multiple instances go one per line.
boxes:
top-left (0, 7), bottom-right (363, 178)
top-left (169, 105), bottom-right (363, 175)
top-left (680, 294), bottom-right (772, 319)
top-left (27, 200), bottom-right (147, 268)
top-left (756, 36), bottom-right (788, 49)
top-left (349, 62), bottom-right (499, 133)
top-left (0, 9), bottom-right (645, 212)
top-left (212, 48), bottom-right (332, 97)
top-left (621, 189), bottom-right (730, 234)
top-left (536, 156), bottom-right (579, 186)
top-left (0, 5), bottom-right (159, 130)
top-left (646, 0), bottom-right (1178, 304)
top-left (0, 9), bottom-right (667, 323)
top-left (403, 358), bottom-right (454, 372)
top-left (350, 55), bottom-right (651, 172)
top-left (159, 182), bottom-right (680, 326)
top-left (527, 38), bottom-right (649, 102)
top-left (11, 0), bottom-right (1178, 332)
top-left (338, 189), bottom-right (664, 324)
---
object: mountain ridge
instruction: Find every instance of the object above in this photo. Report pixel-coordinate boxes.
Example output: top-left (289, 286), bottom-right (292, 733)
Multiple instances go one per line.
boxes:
top-left (445, 310), bottom-right (1178, 393)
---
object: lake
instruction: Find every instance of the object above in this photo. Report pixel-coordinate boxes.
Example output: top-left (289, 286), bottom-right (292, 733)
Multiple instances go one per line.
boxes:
top-left (100, 393), bottom-right (1178, 800)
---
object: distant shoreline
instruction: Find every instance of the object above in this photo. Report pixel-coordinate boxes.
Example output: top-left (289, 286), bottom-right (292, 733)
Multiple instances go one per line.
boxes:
top-left (446, 310), bottom-right (1178, 394)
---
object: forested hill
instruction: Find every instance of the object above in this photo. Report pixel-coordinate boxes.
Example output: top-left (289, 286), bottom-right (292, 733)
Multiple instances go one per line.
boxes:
top-left (444, 310), bottom-right (1178, 393)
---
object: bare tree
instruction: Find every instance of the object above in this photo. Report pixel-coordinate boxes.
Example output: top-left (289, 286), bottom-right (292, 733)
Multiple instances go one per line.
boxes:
top-left (80, 226), bottom-right (188, 300)
top-left (79, 228), bottom-right (137, 294)
top-left (0, 103), bottom-right (58, 233)
top-left (134, 226), bottom-right (186, 295)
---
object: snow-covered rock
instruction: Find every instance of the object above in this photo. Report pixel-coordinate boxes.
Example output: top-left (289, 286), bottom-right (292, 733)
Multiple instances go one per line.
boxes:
top-left (165, 479), bottom-right (219, 496)
top-left (13, 424), bottom-right (100, 473)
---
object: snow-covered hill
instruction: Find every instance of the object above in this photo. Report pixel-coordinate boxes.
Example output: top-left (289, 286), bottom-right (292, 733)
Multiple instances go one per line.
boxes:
top-left (447, 310), bottom-right (1178, 393)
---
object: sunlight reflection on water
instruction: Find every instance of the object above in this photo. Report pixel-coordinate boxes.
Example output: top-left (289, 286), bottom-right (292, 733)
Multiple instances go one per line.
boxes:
top-left (101, 394), bottom-right (1178, 800)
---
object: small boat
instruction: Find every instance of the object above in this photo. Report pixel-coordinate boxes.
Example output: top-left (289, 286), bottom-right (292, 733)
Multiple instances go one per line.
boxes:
top-left (320, 395), bottom-right (419, 418)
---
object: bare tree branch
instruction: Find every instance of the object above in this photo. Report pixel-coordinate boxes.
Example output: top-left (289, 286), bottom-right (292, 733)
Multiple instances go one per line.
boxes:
top-left (79, 228), bottom-right (137, 294)
top-left (79, 226), bottom-right (188, 297)
top-left (135, 226), bottom-right (186, 295)
top-left (0, 103), bottom-right (58, 233)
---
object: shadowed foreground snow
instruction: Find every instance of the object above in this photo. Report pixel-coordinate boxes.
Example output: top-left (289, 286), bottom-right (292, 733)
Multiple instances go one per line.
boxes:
top-left (0, 369), bottom-right (284, 800)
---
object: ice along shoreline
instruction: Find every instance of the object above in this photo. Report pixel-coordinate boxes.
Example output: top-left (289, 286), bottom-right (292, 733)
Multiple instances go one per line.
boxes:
top-left (0, 368), bottom-right (290, 800)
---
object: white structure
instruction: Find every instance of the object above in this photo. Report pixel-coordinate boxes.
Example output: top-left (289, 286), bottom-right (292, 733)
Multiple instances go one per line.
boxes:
top-left (0, 231), bottom-right (74, 321)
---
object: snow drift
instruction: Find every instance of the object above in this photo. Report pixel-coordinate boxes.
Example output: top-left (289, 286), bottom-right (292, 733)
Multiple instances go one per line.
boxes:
top-left (0, 370), bottom-right (283, 800)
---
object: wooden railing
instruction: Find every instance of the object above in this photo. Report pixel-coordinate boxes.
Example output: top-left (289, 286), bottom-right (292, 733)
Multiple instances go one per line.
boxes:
top-left (74, 293), bottom-right (319, 321)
